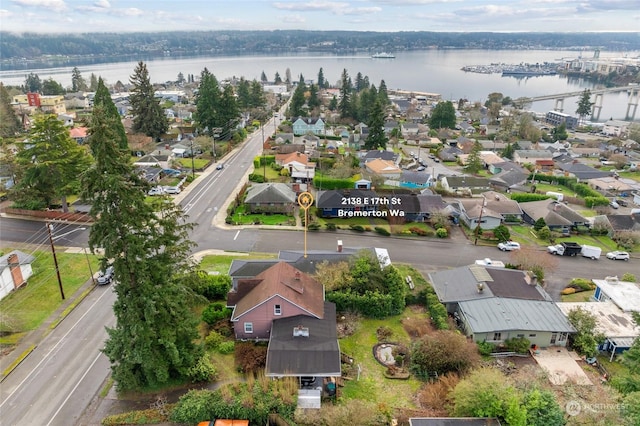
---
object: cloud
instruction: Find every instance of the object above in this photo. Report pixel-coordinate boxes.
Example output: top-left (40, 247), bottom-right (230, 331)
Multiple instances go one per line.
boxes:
top-left (0, 9), bottom-right (13, 18)
top-left (11, 0), bottom-right (66, 12)
top-left (283, 14), bottom-right (307, 23)
top-left (273, 1), bottom-right (380, 16)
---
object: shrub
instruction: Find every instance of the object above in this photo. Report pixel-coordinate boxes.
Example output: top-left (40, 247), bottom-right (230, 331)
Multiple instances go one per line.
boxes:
top-left (205, 330), bottom-right (224, 349)
top-left (510, 193), bottom-right (550, 202)
top-left (349, 224), bottom-right (365, 232)
top-left (376, 326), bottom-right (393, 342)
top-left (202, 302), bottom-right (232, 325)
top-left (192, 274), bottom-right (232, 301)
top-left (561, 287), bottom-right (576, 295)
top-left (248, 173), bottom-right (265, 183)
top-left (307, 223), bottom-right (320, 231)
top-left (622, 273), bottom-right (637, 282)
top-left (325, 222), bottom-right (337, 231)
top-left (217, 341), bottom-right (235, 355)
top-left (436, 228), bottom-right (448, 238)
top-left (493, 225), bottom-right (510, 242)
top-left (410, 330), bottom-right (480, 379)
top-left (409, 226), bottom-right (433, 237)
top-left (569, 278), bottom-right (595, 291)
top-left (375, 226), bottom-right (391, 236)
top-left (188, 354), bottom-right (218, 383)
top-left (235, 342), bottom-right (268, 373)
top-left (477, 341), bottom-right (496, 356)
top-left (504, 337), bottom-right (530, 353)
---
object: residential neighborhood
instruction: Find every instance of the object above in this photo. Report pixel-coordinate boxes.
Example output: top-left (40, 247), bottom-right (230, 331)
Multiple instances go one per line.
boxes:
top-left (2, 48), bottom-right (640, 426)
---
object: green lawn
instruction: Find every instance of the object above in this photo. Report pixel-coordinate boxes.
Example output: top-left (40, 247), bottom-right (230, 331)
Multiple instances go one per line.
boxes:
top-left (560, 290), bottom-right (594, 302)
top-left (0, 250), bottom-right (100, 338)
top-left (508, 224), bottom-right (619, 251)
top-left (228, 205), bottom-right (295, 226)
top-left (176, 158), bottom-right (209, 170)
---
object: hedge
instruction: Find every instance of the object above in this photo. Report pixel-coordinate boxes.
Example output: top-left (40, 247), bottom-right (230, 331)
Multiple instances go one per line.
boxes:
top-left (313, 176), bottom-right (359, 189)
top-left (375, 226), bottom-right (391, 236)
top-left (326, 289), bottom-right (398, 318)
top-left (510, 193), bottom-right (550, 202)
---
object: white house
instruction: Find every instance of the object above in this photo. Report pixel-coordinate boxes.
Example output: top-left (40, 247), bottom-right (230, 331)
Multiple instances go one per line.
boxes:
top-left (602, 120), bottom-right (630, 137)
top-left (0, 250), bottom-right (35, 301)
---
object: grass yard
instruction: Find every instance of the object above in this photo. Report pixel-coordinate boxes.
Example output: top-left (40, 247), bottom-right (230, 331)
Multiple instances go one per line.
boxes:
top-left (0, 250), bottom-right (100, 340)
top-left (176, 158), bottom-right (209, 170)
top-left (508, 224), bottom-right (619, 251)
top-left (228, 205), bottom-right (295, 226)
top-left (560, 291), bottom-right (594, 302)
top-left (338, 308), bottom-right (425, 408)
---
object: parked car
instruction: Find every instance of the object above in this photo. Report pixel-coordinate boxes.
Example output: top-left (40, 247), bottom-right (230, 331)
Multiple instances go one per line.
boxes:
top-left (416, 166), bottom-right (426, 171)
top-left (216, 163), bottom-right (224, 170)
top-left (617, 198), bottom-right (628, 207)
top-left (497, 241), bottom-right (521, 251)
top-left (610, 200), bottom-right (620, 209)
top-left (164, 186), bottom-right (181, 194)
top-left (606, 251), bottom-right (630, 261)
top-left (433, 158), bottom-right (441, 163)
top-left (97, 265), bottom-right (114, 285)
top-left (162, 168), bottom-right (182, 176)
top-left (148, 186), bottom-right (165, 196)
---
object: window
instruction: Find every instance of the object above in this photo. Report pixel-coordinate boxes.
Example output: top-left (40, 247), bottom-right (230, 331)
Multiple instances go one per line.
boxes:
top-left (529, 334), bottom-right (537, 337)
top-left (244, 322), bottom-right (253, 333)
top-left (517, 334), bottom-right (525, 338)
top-left (559, 332), bottom-right (567, 342)
top-left (274, 304), bottom-right (282, 315)
top-left (492, 332), bottom-right (502, 341)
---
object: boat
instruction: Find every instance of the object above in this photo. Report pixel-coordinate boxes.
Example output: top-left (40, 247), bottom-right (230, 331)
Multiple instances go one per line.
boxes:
top-left (371, 52), bottom-right (395, 59)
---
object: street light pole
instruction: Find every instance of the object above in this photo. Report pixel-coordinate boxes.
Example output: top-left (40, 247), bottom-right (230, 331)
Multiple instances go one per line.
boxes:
top-left (189, 138), bottom-right (196, 179)
top-left (46, 222), bottom-right (65, 300)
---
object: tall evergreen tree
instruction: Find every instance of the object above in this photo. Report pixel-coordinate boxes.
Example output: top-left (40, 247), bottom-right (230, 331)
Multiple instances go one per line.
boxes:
top-left (378, 79), bottom-right (389, 105)
top-left (464, 141), bottom-right (484, 174)
top-left (355, 72), bottom-right (365, 92)
top-left (129, 61), bottom-right (167, 140)
top-left (93, 78), bottom-right (128, 150)
top-left (317, 67), bottom-right (326, 89)
top-left (274, 72), bottom-right (282, 84)
top-left (89, 73), bottom-right (99, 91)
top-left (236, 78), bottom-right (251, 109)
top-left (575, 89), bottom-right (593, 126)
top-left (307, 84), bottom-right (320, 110)
top-left (289, 75), bottom-right (307, 118)
top-left (82, 104), bottom-right (202, 392)
top-left (194, 68), bottom-right (222, 137)
top-left (24, 73), bottom-right (42, 93)
top-left (71, 67), bottom-right (87, 92)
top-left (338, 69), bottom-right (352, 119)
top-left (249, 79), bottom-right (266, 108)
top-left (219, 85), bottom-right (239, 128)
top-left (0, 83), bottom-right (21, 137)
top-left (364, 99), bottom-right (387, 150)
top-left (15, 114), bottom-right (91, 211)
top-left (41, 78), bottom-right (65, 95)
top-left (501, 142), bottom-right (515, 160)
top-left (260, 71), bottom-right (268, 83)
top-left (429, 101), bottom-right (457, 129)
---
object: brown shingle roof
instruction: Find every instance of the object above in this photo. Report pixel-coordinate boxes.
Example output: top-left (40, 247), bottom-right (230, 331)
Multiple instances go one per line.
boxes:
top-left (231, 262), bottom-right (325, 320)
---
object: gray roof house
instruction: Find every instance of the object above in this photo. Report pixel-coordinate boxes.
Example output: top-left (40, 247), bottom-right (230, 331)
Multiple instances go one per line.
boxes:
top-left (428, 264), bottom-right (550, 314)
top-left (513, 150), bottom-right (554, 165)
top-left (244, 183), bottom-right (296, 214)
top-left (520, 200), bottom-right (588, 232)
top-left (454, 200), bottom-right (503, 230)
top-left (556, 162), bottom-right (610, 180)
top-left (458, 298), bottom-right (575, 348)
top-left (440, 176), bottom-right (491, 195)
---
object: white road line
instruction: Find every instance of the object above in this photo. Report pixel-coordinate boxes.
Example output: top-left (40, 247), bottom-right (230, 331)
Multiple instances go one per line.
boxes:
top-left (45, 352), bottom-right (103, 426)
top-left (234, 230), bottom-right (240, 240)
top-left (0, 288), bottom-right (112, 410)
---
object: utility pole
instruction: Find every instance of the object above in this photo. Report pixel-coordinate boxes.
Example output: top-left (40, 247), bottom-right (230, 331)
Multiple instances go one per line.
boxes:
top-left (474, 194), bottom-right (486, 246)
top-left (46, 222), bottom-right (65, 300)
top-left (262, 122), bottom-right (266, 180)
top-left (189, 138), bottom-right (195, 179)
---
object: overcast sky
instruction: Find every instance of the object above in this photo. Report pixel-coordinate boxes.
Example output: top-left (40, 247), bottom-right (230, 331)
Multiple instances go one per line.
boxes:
top-left (2, 0), bottom-right (639, 33)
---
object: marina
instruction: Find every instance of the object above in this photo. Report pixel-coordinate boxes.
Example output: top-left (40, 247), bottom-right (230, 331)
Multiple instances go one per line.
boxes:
top-left (461, 62), bottom-right (560, 77)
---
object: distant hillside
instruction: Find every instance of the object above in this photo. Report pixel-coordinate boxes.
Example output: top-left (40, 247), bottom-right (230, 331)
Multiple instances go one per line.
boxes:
top-left (1, 31), bottom-right (639, 70)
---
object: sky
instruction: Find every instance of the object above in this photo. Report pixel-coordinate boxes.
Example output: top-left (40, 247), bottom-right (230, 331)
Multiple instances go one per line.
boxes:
top-left (1, 0), bottom-right (639, 33)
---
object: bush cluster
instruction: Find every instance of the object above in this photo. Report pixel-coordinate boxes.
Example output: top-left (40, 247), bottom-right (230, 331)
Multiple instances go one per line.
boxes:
top-left (436, 228), bottom-right (448, 238)
top-left (409, 226), bottom-right (434, 237)
top-left (375, 226), bottom-right (391, 236)
top-left (234, 342), bottom-right (268, 373)
top-left (503, 337), bottom-right (530, 353)
top-left (202, 302), bottom-right (232, 326)
top-left (477, 341), bottom-right (496, 356)
top-left (187, 354), bottom-right (218, 383)
top-left (424, 285), bottom-right (449, 330)
top-left (327, 289), bottom-right (397, 319)
top-left (349, 224), bottom-right (365, 232)
top-left (510, 193), bottom-right (550, 202)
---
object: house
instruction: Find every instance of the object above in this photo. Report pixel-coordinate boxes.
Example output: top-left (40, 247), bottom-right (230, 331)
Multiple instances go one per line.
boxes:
top-left (535, 159), bottom-right (555, 172)
top-left (274, 133), bottom-right (295, 145)
top-left (513, 150), bottom-right (554, 165)
top-left (592, 276), bottom-right (640, 313)
top-left (478, 191), bottom-right (523, 222)
top-left (244, 183), bottom-right (296, 214)
top-left (292, 117), bottom-right (325, 136)
top-left (488, 161), bottom-right (524, 175)
top-left (399, 171), bottom-right (432, 189)
top-left (301, 134), bottom-right (320, 150)
top-left (602, 119), bottom-right (630, 137)
top-left (0, 250), bottom-right (35, 301)
top-left (439, 146), bottom-right (462, 162)
top-left (276, 152), bottom-right (316, 181)
top-left (558, 301), bottom-right (639, 361)
top-left (488, 169), bottom-right (528, 191)
top-left (556, 162), bottom-right (609, 180)
top-left (440, 176), bottom-right (491, 195)
top-left (133, 154), bottom-right (172, 170)
top-left (454, 200), bottom-right (503, 230)
top-left (520, 199), bottom-right (588, 233)
top-left (605, 214), bottom-right (640, 234)
top-left (395, 194), bottom-right (448, 222)
top-left (458, 298), bottom-right (574, 348)
top-left (401, 122), bottom-right (420, 138)
top-left (227, 262), bottom-right (326, 340)
top-left (315, 189), bottom-right (378, 218)
top-left (588, 176), bottom-right (639, 193)
top-left (69, 127), bottom-right (88, 144)
top-left (364, 158), bottom-right (402, 179)
top-left (457, 151), bottom-right (503, 167)
top-left (570, 147), bottom-right (601, 158)
top-left (383, 120), bottom-right (399, 135)
top-left (136, 166), bottom-right (163, 184)
top-left (361, 150), bottom-right (398, 163)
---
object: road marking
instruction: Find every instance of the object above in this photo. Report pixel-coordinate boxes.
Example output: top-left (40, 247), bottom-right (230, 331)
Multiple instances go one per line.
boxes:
top-left (45, 352), bottom-right (103, 426)
top-left (234, 230), bottom-right (240, 240)
top-left (0, 288), bottom-right (112, 410)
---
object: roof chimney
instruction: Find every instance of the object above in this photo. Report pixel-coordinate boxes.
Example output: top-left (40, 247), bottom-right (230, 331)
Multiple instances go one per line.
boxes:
top-left (477, 282), bottom-right (484, 293)
top-left (294, 271), bottom-right (301, 280)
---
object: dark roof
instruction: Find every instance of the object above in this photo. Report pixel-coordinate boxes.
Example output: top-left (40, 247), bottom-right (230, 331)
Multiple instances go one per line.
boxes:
top-left (362, 150), bottom-right (397, 162)
top-left (607, 214), bottom-right (640, 231)
top-left (444, 176), bottom-right (491, 188)
top-left (489, 170), bottom-right (528, 188)
top-left (316, 189), bottom-right (377, 208)
top-left (244, 183), bottom-right (296, 204)
top-left (396, 194), bottom-right (421, 213)
top-left (416, 194), bottom-right (448, 212)
top-left (485, 268), bottom-right (548, 301)
top-left (265, 302), bottom-right (341, 377)
top-left (401, 171), bottom-right (431, 184)
top-left (556, 162), bottom-right (610, 179)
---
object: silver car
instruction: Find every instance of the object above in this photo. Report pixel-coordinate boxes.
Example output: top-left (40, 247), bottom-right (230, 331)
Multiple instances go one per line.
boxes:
top-left (606, 251), bottom-right (630, 261)
top-left (163, 186), bottom-right (181, 194)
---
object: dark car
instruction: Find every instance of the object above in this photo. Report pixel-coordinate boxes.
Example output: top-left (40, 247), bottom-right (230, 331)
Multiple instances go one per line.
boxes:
top-left (97, 265), bottom-right (114, 285)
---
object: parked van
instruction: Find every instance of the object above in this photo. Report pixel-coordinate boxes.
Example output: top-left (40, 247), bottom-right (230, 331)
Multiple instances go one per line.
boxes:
top-left (546, 191), bottom-right (564, 202)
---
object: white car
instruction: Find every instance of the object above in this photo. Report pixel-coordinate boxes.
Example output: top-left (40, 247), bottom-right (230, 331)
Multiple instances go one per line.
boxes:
top-left (148, 186), bottom-right (165, 196)
top-left (606, 251), bottom-right (630, 261)
top-left (163, 186), bottom-right (181, 194)
top-left (497, 241), bottom-right (521, 251)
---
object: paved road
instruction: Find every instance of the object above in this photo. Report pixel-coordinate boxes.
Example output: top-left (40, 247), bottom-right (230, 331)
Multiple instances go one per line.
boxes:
top-left (0, 114), bottom-right (636, 424)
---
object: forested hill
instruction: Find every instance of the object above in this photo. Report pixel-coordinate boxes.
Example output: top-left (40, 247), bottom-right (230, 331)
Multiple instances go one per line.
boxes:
top-left (2, 31), bottom-right (639, 64)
